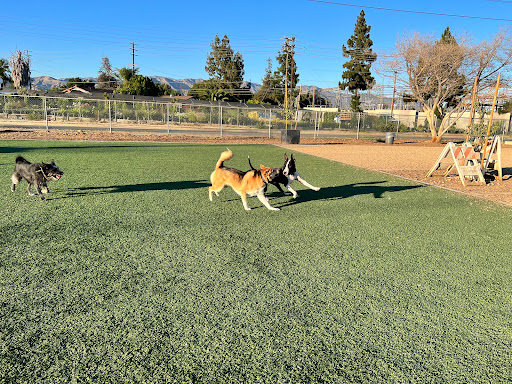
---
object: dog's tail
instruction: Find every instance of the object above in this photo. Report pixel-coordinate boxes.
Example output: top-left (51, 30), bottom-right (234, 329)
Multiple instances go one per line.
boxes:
top-left (247, 156), bottom-right (256, 170)
top-left (215, 149), bottom-right (233, 169)
top-left (15, 156), bottom-right (30, 164)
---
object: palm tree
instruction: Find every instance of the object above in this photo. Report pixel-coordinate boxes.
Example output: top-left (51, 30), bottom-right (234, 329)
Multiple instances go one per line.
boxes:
top-left (0, 58), bottom-right (12, 88)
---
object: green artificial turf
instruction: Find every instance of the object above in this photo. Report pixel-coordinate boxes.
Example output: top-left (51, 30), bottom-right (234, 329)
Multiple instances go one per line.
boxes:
top-left (1, 140), bottom-right (511, 383)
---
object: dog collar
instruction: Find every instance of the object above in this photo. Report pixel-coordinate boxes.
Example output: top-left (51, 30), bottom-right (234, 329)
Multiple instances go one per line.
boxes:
top-left (36, 167), bottom-right (49, 180)
top-left (260, 172), bottom-right (268, 184)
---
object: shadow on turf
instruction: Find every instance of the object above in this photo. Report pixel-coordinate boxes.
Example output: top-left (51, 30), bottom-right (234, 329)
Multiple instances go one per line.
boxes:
top-left (221, 181), bottom-right (424, 209)
top-left (269, 181), bottom-right (424, 207)
top-left (58, 180), bottom-right (210, 198)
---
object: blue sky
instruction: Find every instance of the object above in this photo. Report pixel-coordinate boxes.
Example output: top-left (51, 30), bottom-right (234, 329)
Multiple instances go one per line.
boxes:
top-left (1, 0), bottom-right (510, 94)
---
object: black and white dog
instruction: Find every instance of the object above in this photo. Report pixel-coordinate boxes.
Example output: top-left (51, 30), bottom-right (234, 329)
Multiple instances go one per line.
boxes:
top-left (249, 153), bottom-right (320, 198)
top-left (11, 156), bottom-right (64, 201)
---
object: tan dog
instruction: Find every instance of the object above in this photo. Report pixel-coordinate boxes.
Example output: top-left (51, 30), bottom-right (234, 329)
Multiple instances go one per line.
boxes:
top-left (209, 150), bottom-right (280, 211)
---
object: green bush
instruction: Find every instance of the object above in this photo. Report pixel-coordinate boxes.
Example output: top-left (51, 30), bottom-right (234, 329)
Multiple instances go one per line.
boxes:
top-left (469, 122), bottom-right (503, 137)
top-left (26, 112), bottom-right (43, 120)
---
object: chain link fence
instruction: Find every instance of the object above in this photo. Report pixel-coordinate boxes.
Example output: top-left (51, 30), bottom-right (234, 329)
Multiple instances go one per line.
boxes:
top-left (1, 94), bottom-right (511, 140)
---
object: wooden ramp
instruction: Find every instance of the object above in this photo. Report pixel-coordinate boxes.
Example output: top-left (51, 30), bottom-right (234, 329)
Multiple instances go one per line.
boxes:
top-left (481, 136), bottom-right (503, 181)
top-left (426, 142), bottom-right (485, 186)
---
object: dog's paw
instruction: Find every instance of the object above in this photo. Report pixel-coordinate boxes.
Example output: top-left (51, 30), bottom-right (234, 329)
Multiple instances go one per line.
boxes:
top-left (292, 194), bottom-right (298, 199)
top-left (313, 187), bottom-right (320, 191)
top-left (270, 207), bottom-right (280, 211)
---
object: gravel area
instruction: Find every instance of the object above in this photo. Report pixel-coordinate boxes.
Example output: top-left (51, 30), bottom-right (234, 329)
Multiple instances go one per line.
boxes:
top-left (280, 141), bottom-right (512, 206)
top-left (2, 128), bottom-right (511, 206)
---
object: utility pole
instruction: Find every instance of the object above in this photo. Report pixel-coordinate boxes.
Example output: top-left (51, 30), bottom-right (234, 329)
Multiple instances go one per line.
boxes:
top-left (289, 37), bottom-right (296, 106)
top-left (131, 42), bottom-right (138, 72)
top-left (284, 36), bottom-right (289, 130)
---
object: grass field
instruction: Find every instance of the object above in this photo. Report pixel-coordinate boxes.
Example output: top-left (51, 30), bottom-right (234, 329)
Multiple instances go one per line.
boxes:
top-left (1, 139), bottom-right (512, 383)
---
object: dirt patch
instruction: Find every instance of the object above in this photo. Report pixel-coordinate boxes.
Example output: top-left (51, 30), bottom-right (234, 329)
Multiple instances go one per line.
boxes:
top-left (280, 142), bottom-right (512, 206)
top-left (2, 128), bottom-right (511, 206)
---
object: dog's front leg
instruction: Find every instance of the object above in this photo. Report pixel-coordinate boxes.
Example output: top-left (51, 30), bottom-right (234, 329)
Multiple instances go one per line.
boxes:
top-left (256, 191), bottom-right (280, 211)
top-left (285, 184), bottom-right (298, 199)
top-left (36, 185), bottom-right (46, 201)
top-left (241, 192), bottom-right (251, 210)
top-left (296, 174), bottom-right (320, 191)
top-left (274, 182), bottom-right (291, 196)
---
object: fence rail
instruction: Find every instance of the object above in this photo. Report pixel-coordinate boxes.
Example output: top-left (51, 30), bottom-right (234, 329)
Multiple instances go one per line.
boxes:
top-left (1, 94), bottom-right (511, 140)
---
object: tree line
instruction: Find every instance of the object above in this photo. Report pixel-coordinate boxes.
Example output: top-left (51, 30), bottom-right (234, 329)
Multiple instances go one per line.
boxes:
top-left (2, 10), bottom-right (512, 142)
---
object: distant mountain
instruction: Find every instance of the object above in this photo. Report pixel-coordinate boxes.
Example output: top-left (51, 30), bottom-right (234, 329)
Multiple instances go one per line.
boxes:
top-left (30, 76), bottom-right (205, 92)
top-left (30, 76), bottom-right (389, 109)
top-left (31, 76), bottom-right (67, 90)
top-left (149, 77), bottom-right (204, 93)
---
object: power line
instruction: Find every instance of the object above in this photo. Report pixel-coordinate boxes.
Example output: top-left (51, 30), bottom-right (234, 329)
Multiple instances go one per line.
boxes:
top-left (308, 0), bottom-right (512, 22)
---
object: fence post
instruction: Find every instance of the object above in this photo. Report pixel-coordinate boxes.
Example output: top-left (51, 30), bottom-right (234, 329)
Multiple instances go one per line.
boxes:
top-left (219, 105), bottom-right (223, 137)
top-left (315, 111), bottom-right (318, 139)
top-left (357, 112), bottom-right (361, 140)
top-left (167, 103), bottom-right (170, 134)
top-left (44, 97), bottom-right (48, 132)
top-left (269, 108), bottom-right (272, 139)
top-left (108, 100), bottom-right (112, 133)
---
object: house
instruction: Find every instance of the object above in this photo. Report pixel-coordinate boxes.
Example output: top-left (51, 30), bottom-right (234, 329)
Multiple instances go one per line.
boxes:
top-left (62, 85), bottom-right (92, 95)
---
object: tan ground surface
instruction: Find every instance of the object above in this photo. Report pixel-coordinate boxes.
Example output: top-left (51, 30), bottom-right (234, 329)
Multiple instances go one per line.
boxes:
top-left (2, 128), bottom-right (511, 206)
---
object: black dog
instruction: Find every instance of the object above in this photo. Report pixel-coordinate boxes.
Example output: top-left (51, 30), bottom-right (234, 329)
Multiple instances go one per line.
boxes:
top-left (249, 153), bottom-right (320, 198)
top-left (11, 156), bottom-right (63, 201)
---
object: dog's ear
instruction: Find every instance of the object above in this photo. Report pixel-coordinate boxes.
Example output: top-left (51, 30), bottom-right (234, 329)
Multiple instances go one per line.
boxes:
top-left (284, 153), bottom-right (288, 160)
top-left (260, 165), bottom-right (265, 170)
top-left (291, 154), bottom-right (295, 160)
top-left (51, 159), bottom-right (55, 165)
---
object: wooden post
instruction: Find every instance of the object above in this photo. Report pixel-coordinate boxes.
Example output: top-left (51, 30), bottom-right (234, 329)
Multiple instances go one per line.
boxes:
top-left (284, 43), bottom-right (289, 130)
top-left (481, 74), bottom-right (500, 170)
top-left (294, 84), bottom-right (302, 130)
top-left (465, 76), bottom-right (478, 142)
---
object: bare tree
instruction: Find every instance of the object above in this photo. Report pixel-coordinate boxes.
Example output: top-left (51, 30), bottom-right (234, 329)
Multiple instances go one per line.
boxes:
top-left (380, 28), bottom-right (512, 142)
top-left (97, 57), bottom-right (117, 89)
top-left (9, 50), bottom-right (31, 89)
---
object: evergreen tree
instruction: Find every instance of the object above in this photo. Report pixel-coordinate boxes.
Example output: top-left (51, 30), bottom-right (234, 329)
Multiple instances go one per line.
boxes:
top-left (205, 34), bottom-right (244, 98)
top-left (274, 37), bottom-right (299, 105)
top-left (340, 10), bottom-right (377, 112)
top-left (254, 58), bottom-right (280, 104)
